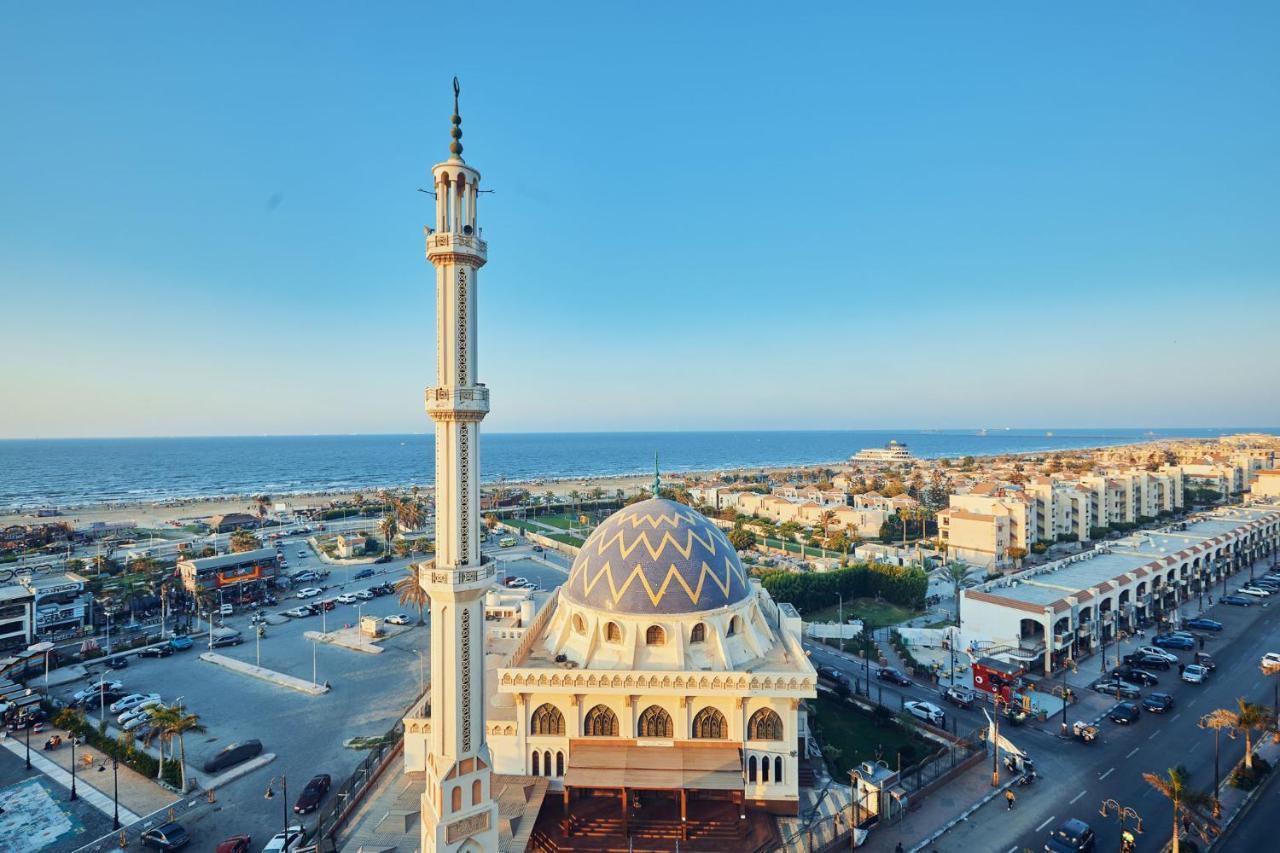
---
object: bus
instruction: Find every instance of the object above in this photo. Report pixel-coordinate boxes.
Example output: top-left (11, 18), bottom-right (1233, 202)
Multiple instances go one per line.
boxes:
top-left (499, 536), bottom-right (517, 548)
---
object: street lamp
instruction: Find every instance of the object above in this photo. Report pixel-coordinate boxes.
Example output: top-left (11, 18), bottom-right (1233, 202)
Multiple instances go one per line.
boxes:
top-left (27, 641), bottom-right (54, 693)
top-left (1058, 659), bottom-right (1076, 737)
top-left (69, 736), bottom-right (80, 801)
top-left (111, 754), bottom-right (120, 830)
top-left (264, 775), bottom-right (289, 842)
top-left (24, 689), bottom-right (33, 770)
top-left (1197, 713), bottom-right (1228, 818)
top-left (1099, 799), bottom-right (1143, 839)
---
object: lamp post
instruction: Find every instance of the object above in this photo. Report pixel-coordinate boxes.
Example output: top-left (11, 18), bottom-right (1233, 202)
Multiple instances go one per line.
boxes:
top-left (24, 689), bottom-right (33, 770)
top-left (1059, 659), bottom-right (1075, 737)
top-left (1099, 799), bottom-right (1143, 842)
top-left (70, 736), bottom-right (79, 801)
top-left (265, 775), bottom-right (289, 842)
top-left (27, 641), bottom-right (54, 693)
top-left (1197, 714), bottom-right (1224, 818)
top-left (111, 755), bottom-right (120, 830)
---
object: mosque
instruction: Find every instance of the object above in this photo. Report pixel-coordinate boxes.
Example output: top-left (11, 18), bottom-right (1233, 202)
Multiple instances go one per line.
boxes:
top-left (391, 81), bottom-right (817, 853)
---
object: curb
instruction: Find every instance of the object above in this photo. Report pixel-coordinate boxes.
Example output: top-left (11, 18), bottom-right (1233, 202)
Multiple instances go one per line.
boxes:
top-left (305, 629), bottom-right (385, 654)
top-left (908, 776), bottom-right (1020, 853)
top-left (205, 751), bottom-right (277, 790)
top-left (198, 652), bottom-right (329, 695)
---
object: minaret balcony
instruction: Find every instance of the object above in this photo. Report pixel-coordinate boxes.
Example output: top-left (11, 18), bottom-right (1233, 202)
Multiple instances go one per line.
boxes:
top-left (425, 385), bottom-right (490, 418)
top-left (426, 230), bottom-right (487, 260)
top-left (420, 557), bottom-right (496, 592)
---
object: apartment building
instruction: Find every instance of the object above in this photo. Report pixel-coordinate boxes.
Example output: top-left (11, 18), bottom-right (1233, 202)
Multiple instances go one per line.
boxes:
top-left (735, 491), bottom-right (888, 537)
top-left (1250, 470), bottom-right (1280, 499)
top-left (936, 509), bottom-right (1011, 568)
top-left (1180, 463), bottom-right (1246, 497)
top-left (947, 489), bottom-right (1036, 552)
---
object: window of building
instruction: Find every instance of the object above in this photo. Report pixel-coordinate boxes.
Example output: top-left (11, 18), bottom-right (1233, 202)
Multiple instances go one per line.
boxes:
top-left (690, 622), bottom-right (706, 643)
top-left (637, 705), bottom-right (673, 738)
top-left (451, 786), bottom-right (462, 811)
top-left (530, 703), bottom-right (565, 736)
top-left (748, 755), bottom-right (758, 782)
top-left (645, 625), bottom-right (665, 646)
top-left (583, 704), bottom-right (619, 737)
top-left (572, 613), bottom-right (586, 634)
top-left (472, 779), bottom-right (482, 804)
top-left (761, 757), bottom-right (770, 782)
top-left (747, 708), bottom-right (784, 741)
top-left (727, 615), bottom-right (741, 636)
top-left (692, 707), bottom-right (727, 739)
top-left (544, 750), bottom-right (552, 778)
top-left (774, 756), bottom-right (783, 783)
top-left (605, 621), bottom-right (622, 643)
top-left (531, 751), bottom-right (541, 776)
top-left (556, 751), bottom-right (565, 777)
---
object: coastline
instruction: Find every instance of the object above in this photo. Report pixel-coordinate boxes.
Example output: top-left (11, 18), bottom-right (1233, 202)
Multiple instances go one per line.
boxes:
top-left (0, 432), bottom-right (1231, 530)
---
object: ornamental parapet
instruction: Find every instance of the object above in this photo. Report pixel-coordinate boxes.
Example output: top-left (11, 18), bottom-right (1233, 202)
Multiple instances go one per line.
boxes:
top-left (420, 557), bottom-right (496, 591)
top-left (495, 667), bottom-right (817, 697)
top-left (425, 385), bottom-right (490, 419)
top-left (426, 230), bottom-right (487, 262)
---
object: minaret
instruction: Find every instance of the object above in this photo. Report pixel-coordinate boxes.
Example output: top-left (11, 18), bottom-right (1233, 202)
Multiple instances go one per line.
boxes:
top-left (420, 77), bottom-right (499, 853)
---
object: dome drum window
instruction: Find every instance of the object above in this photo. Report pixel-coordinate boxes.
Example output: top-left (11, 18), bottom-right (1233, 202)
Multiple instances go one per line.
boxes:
top-left (645, 625), bottom-right (666, 646)
top-left (572, 614), bottom-right (586, 635)
top-left (690, 622), bottom-right (706, 643)
top-left (605, 622), bottom-right (622, 643)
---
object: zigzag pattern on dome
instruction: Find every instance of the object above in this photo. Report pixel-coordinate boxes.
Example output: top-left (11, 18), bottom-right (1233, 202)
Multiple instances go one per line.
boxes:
top-left (563, 497), bottom-right (751, 614)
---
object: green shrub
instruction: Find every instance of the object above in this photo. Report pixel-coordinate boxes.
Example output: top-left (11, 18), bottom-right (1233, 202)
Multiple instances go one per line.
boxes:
top-left (1230, 756), bottom-right (1271, 791)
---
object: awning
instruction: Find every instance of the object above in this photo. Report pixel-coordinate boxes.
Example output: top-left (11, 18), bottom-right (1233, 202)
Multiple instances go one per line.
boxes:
top-left (563, 742), bottom-right (742, 791)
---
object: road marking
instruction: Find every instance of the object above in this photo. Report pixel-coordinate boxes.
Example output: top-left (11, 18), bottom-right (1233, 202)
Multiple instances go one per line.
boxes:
top-left (1148, 731), bottom-right (1160, 740)
top-left (1035, 816), bottom-right (1056, 833)
top-left (1005, 847), bottom-right (1018, 853)
top-left (1171, 713), bottom-right (1181, 722)
top-left (1125, 747), bottom-right (1140, 758)
top-left (1099, 767), bottom-right (1115, 781)
top-left (1070, 790), bottom-right (1087, 805)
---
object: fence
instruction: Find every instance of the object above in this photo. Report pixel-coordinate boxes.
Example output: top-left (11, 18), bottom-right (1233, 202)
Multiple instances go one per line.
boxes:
top-left (310, 704), bottom-right (411, 846)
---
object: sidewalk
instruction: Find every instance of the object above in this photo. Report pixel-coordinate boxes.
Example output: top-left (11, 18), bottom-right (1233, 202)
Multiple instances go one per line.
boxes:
top-left (858, 757), bottom-right (1016, 852)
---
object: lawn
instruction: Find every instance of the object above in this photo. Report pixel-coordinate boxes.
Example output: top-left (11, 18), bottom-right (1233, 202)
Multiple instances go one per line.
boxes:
top-left (809, 694), bottom-right (935, 781)
top-left (803, 597), bottom-right (919, 629)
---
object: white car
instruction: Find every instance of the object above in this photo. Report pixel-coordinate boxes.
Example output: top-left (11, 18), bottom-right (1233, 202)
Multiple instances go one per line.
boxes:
top-left (384, 614), bottom-right (410, 626)
top-left (1182, 664), bottom-right (1209, 684)
top-left (283, 607), bottom-right (312, 618)
top-left (297, 551), bottom-right (307, 558)
top-left (74, 680), bottom-right (124, 702)
top-left (354, 589), bottom-right (374, 601)
top-left (296, 587), bottom-right (322, 599)
top-left (903, 700), bottom-right (946, 726)
top-left (123, 710), bottom-right (157, 731)
top-left (1261, 652), bottom-right (1280, 670)
top-left (110, 692), bottom-right (160, 714)
top-left (261, 825), bottom-right (306, 853)
top-left (118, 699), bottom-right (162, 725)
top-left (336, 593), bottom-right (357, 605)
top-left (1137, 646), bottom-right (1179, 663)
top-left (1238, 586), bottom-right (1271, 598)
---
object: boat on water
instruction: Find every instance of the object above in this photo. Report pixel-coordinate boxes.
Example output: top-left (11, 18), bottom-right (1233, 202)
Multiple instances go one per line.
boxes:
top-left (852, 440), bottom-right (914, 463)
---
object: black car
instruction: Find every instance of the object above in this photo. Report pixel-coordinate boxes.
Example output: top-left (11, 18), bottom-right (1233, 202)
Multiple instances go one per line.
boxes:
top-left (1108, 701), bottom-right (1141, 725)
top-left (877, 667), bottom-right (912, 686)
top-left (106, 656), bottom-right (129, 670)
top-left (1220, 594), bottom-right (1252, 606)
top-left (1044, 817), bottom-right (1096, 853)
top-left (141, 822), bottom-right (191, 850)
top-left (1183, 618), bottom-right (1222, 632)
top-left (353, 568), bottom-right (375, 580)
top-left (1142, 692), bottom-right (1174, 713)
top-left (1122, 652), bottom-right (1171, 671)
top-left (817, 666), bottom-right (851, 689)
top-left (293, 773), bottom-right (332, 814)
top-left (211, 635), bottom-right (243, 648)
top-left (203, 739), bottom-right (264, 774)
top-left (139, 645), bottom-right (175, 658)
top-left (1110, 667), bottom-right (1158, 686)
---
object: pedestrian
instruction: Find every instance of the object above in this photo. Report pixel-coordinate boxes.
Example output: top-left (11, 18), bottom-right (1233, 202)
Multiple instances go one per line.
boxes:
top-left (1006, 789), bottom-right (1016, 810)
top-left (1178, 663), bottom-right (1185, 676)
top-left (896, 844), bottom-right (904, 853)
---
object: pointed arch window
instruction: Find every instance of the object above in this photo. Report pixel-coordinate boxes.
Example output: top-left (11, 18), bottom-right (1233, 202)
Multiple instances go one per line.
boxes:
top-left (748, 755), bottom-right (758, 782)
top-left (637, 705), bottom-right (673, 738)
top-left (645, 625), bottom-right (666, 646)
top-left (531, 751), bottom-right (541, 776)
top-left (530, 703), bottom-right (565, 736)
top-left (605, 621), bottom-right (622, 643)
top-left (692, 707), bottom-right (728, 739)
top-left (727, 615), bottom-right (741, 636)
top-left (774, 756), bottom-right (784, 783)
top-left (691, 622), bottom-right (706, 643)
top-left (583, 704), bottom-right (619, 737)
top-left (747, 708), bottom-right (784, 741)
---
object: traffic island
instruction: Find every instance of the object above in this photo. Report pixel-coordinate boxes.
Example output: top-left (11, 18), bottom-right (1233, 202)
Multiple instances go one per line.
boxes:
top-left (199, 652), bottom-right (330, 695)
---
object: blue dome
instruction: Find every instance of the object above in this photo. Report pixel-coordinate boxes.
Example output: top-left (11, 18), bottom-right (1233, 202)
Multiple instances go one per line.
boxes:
top-left (563, 498), bottom-right (751, 615)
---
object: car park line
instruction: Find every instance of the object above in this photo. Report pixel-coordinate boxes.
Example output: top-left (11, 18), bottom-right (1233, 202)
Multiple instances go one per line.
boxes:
top-left (1125, 746), bottom-right (1140, 758)
top-left (1035, 816), bottom-right (1056, 833)
top-left (1098, 767), bottom-right (1115, 780)
top-left (1069, 790), bottom-right (1086, 805)
top-left (1147, 731), bottom-right (1159, 740)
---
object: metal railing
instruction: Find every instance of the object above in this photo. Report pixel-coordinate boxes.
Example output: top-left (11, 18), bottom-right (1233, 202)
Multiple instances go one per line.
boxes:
top-left (311, 709), bottom-right (410, 845)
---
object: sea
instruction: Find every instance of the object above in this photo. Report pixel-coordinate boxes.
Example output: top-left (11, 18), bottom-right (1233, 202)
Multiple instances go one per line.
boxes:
top-left (0, 428), bottom-right (1274, 511)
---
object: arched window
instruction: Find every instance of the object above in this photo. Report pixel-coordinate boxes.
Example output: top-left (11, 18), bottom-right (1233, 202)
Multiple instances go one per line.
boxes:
top-left (637, 705), bottom-right (673, 738)
top-left (472, 779), bottom-right (482, 804)
top-left (572, 613), bottom-right (586, 634)
top-left (530, 703), bottom-right (565, 736)
top-left (691, 622), bottom-right (706, 643)
top-left (727, 615), bottom-right (741, 636)
top-left (544, 750), bottom-right (552, 777)
top-left (748, 755), bottom-right (758, 782)
top-left (747, 708), bottom-right (784, 741)
top-left (531, 751), bottom-right (540, 776)
top-left (451, 786), bottom-right (462, 811)
top-left (774, 757), bottom-right (783, 783)
top-left (583, 704), bottom-right (619, 737)
top-left (556, 751), bottom-right (565, 777)
top-left (645, 625), bottom-right (666, 646)
top-left (692, 707), bottom-right (727, 739)
top-left (761, 757), bottom-right (770, 782)
top-left (605, 621), bottom-right (622, 643)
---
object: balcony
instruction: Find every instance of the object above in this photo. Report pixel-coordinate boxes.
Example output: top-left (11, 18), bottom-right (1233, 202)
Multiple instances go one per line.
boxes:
top-left (420, 558), bottom-right (496, 591)
top-left (425, 386), bottom-right (490, 418)
top-left (426, 230), bottom-right (488, 258)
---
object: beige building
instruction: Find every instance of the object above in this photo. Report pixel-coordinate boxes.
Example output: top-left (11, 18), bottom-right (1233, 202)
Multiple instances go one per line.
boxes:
top-left (937, 508), bottom-right (1011, 569)
top-left (1250, 470), bottom-right (1280, 499)
top-left (336, 533), bottom-right (369, 558)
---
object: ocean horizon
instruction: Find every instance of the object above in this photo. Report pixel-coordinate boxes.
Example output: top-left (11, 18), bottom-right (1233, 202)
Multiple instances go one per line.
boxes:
top-left (1, 427), bottom-right (1274, 511)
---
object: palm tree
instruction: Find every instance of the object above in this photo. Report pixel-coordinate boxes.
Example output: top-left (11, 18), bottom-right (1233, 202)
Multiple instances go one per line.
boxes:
top-left (396, 563), bottom-right (430, 626)
top-left (145, 706), bottom-right (180, 782)
top-left (396, 498), bottom-right (424, 533)
top-left (229, 529), bottom-right (260, 553)
top-left (379, 514), bottom-right (398, 556)
top-left (818, 510), bottom-right (837, 543)
top-left (162, 706), bottom-right (206, 793)
top-left (1204, 698), bottom-right (1272, 770)
top-left (1143, 766), bottom-right (1219, 853)
top-left (945, 561), bottom-right (978, 625)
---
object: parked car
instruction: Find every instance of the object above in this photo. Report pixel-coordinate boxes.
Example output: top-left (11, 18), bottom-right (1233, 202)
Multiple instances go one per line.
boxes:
top-left (119, 699), bottom-right (162, 725)
top-left (123, 711), bottom-right (157, 732)
top-left (291, 571), bottom-right (319, 583)
top-left (203, 739), bottom-right (264, 774)
top-left (1238, 586), bottom-right (1272, 598)
top-left (1142, 692), bottom-right (1174, 713)
top-left (261, 825), bottom-right (305, 853)
top-left (1111, 667), bottom-right (1159, 686)
top-left (354, 589), bottom-right (374, 601)
top-left (111, 693), bottom-right (160, 714)
top-left (1193, 651), bottom-right (1216, 671)
top-left (211, 635), bottom-right (243, 648)
top-left (1107, 701), bottom-right (1141, 725)
top-left (317, 599), bottom-right (337, 612)
top-left (1183, 618), bottom-right (1222, 632)
top-left (384, 614), bottom-right (410, 625)
top-left (1152, 634), bottom-right (1194, 651)
top-left (74, 682), bottom-right (124, 703)
top-left (293, 773), bottom-right (332, 814)
top-left (169, 636), bottom-right (194, 651)
top-left (296, 587), bottom-right (322, 599)
top-left (139, 645), bottom-right (175, 658)
top-left (1044, 817), bottom-right (1096, 853)
top-left (1137, 646), bottom-right (1179, 663)
top-left (369, 583), bottom-right (393, 596)
top-left (214, 836), bottom-right (251, 853)
top-left (1122, 652), bottom-right (1171, 671)
top-left (877, 667), bottom-right (912, 686)
top-left (1182, 664), bottom-right (1209, 684)
top-left (943, 685), bottom-right (977, 708)
top-left (335, 593), bottom-right (357, 605)
top-left (353, 568), bottom-right (375, 580)
top-left (1261, 652), bottom-right (1280, 669)
top-left (141, 822), bottom-right (191, 850)
top-left (106, 656), bottom-right (129, 670)
top-left (284, 607), bottom-right (313, 618)
top-left (1090, 680), bottom-right (1141, 700)
top-left (1219, 594), bottom-right (1252, 606)
top-left (904, 700), bottom-right (946, 726)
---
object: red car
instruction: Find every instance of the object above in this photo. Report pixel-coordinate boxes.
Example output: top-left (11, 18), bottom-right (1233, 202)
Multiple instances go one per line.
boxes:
top-left (293, 773), bottom-right (332, 814)
top-left (215, 837), bottom-right (251, 853)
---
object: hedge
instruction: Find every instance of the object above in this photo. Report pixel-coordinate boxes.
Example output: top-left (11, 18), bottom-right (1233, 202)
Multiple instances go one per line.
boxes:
top-left (759, 562), bottom-right (927, 614)
top-left (53, 708), bottom-right (183, 789)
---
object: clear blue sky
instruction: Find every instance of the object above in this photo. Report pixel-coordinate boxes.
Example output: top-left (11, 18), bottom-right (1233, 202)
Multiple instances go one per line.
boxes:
top-left (2, 2), bottom-right (1278, 439)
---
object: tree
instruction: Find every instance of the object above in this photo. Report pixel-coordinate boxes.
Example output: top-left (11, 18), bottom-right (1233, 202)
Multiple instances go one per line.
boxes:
top-left (145, 706), bottom-right (179, 782)
top-left (397, 563), bottom-right (430, 626)
top-left (728, 525), bottom-right (756, 551)
top-left (818, 510), bottom-right (837, 542)
top-left (1006, 546), bottom-right (1028, 568)
top-left (229, 529), bottom-right (260, 553)
top-left (483, 513), bottom-right (499, 532)
top-left (162, 706), bottom-right (206, 793)
top-left (396, 498), bottom-right (424, 532)
top-left (944, 562), bottom-right (978, 625)
top-left (379, 514), bottom-right (398, 556)
top-left (1142, 766), bottom-right (1219, 853)
top-left (1204, 699), bottom-right (1272, 771)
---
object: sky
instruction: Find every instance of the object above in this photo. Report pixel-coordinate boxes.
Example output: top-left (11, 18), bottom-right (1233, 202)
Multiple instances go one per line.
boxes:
top-left (2, 2), bottom-right (1278, 439)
